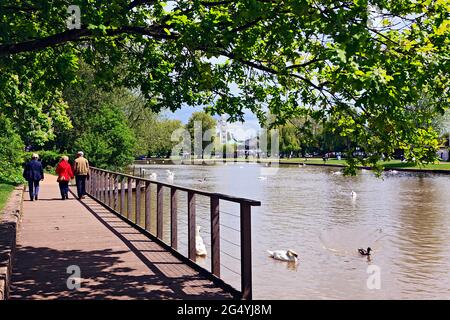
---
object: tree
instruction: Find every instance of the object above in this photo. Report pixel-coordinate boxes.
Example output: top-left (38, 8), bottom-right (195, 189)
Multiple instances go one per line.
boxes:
top-left (186, 111), bottom-right (217, 158)
top-left (54, 64), bottom-right (137, 169)
top-left (122, 94), bottom-right (184, 158)
top-left (72, 104), bottom-right (136, 169)
top-left (1, 0), bottom-right (449, 172)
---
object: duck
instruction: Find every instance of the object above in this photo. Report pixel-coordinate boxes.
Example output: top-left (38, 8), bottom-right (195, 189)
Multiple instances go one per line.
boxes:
top-left (358, 247), bottom-right (372, 256)
top-left (149, 172), bottom-right (157, 180)
top-left (267, 249), bottom-right (299, 263)
top-left (258, 176), bottom-right (267, 180)
top-left (196, 226), bottom-right (207, 256)
top-left (197, 177), bottom-right (207, 183)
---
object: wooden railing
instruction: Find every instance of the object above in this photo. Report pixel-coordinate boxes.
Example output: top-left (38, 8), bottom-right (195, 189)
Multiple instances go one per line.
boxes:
top-left (86, 167), bottom-right (261, 300)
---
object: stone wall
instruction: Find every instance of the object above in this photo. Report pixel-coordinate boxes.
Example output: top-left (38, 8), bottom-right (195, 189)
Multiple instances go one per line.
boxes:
top-left (0, 186), bottom-right (24, 300)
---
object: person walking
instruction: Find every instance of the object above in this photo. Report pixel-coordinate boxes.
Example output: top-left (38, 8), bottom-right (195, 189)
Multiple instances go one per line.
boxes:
top-left (73, 151), bottom-right (90, 199)
top-left (55, 156), bottom-right (74, 200)
top-left (23, 153), bottom-right (44, 201)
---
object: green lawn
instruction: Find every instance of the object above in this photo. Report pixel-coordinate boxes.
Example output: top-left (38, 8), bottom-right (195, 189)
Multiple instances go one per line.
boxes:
top-left (153, 157), bottom-right (450, 172)
top-left (0, 183), bottom-right (15, 213)
top-left (280, 158), bottom-right (450, 171)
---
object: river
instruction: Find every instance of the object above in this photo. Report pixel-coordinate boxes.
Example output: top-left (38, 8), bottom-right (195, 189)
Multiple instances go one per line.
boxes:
top-left (132, 162), bottom-right (450, 299)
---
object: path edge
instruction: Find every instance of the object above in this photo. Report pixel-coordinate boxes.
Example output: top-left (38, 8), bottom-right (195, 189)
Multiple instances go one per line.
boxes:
top-left (0, 185), bottom-right (25, 300)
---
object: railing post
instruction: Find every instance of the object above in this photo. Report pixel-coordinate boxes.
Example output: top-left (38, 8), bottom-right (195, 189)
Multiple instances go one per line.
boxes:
top-left (108, 172), bottom-right (113, 207)
top-left (103, 172), bottom-right (108, 203)
top-left (127, 177), bottom-right (133, 220)
top-left (91, 170), bottom-right (96, 198)
top-left (188, 191), bottom-right (196, 261)
top-left (210, 196), bottom-right (220, 277)
top-left (113, 175), bottom-right (118, 211)
top-left (120, 176), bottom-right (125, 215)
top-left (157, 184), bottom-right (163, 240)
top-left (86, 171), bottom-right (90, 194)
top-left (135, 179), bottom-right (141, 225)
top-left (171, 188), bottom-right (178, 250)
top-left (145, 181), bottom-right (151, 231)
top-left (240, 203), bottom-right (252, 300)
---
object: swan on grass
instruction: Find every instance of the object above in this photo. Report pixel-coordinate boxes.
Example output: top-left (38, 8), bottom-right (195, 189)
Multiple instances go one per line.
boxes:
top-left (196, 226), bottom-right (207, 256)
top-left (267, 249), bottom-right (299, 263)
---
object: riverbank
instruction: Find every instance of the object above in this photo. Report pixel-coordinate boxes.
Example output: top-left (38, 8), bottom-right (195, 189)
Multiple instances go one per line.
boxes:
top-left (135, 157), bottom-right (450, 173)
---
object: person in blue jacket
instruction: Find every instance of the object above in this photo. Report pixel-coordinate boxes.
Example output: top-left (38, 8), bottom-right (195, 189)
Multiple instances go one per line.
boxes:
top-left (23, 153), bottom-right (44, 201)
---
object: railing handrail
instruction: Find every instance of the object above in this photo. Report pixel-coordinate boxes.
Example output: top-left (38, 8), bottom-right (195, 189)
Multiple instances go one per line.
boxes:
top-left (88, 166), bottom-right (259, 299)
top-left (90, 166), bottom-right (262, 206)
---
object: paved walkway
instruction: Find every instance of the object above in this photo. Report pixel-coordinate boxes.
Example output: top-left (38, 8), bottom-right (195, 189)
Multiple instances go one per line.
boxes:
top-left (11, 178), bottom-right (234, 299)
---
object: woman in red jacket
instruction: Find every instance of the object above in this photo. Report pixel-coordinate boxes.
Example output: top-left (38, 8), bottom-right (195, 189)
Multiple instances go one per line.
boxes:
top-left (55, 156), bottom-right (74, 200)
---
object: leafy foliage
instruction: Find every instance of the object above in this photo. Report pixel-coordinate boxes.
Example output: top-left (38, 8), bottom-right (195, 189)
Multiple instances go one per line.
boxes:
top-left (186, 111), bottom-right (217, 157)
top-left (1, 0), bottom-right (449, 172)
top-left (0, 115), bottom-right (25, 183)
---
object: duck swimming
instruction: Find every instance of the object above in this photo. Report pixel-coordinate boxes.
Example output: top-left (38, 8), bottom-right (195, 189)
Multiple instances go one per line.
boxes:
top-left (358, 247), bottom-right (372, 256)
top-left (267, 249), bottom-right (299, 263)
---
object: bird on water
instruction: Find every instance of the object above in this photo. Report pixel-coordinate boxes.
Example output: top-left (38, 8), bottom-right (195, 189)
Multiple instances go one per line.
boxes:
top-left (358, 247), bottom-right (372, 256)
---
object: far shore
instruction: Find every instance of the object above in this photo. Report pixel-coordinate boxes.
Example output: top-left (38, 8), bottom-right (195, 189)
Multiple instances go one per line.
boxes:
top-left (133, 157), bottom-right (450, 174)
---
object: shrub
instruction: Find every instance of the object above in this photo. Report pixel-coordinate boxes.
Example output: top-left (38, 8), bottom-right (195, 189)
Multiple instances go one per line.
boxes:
top-left (0, 115), bottom-right (25, 184)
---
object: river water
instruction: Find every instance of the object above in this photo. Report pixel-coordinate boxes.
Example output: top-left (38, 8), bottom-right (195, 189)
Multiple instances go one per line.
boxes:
top-left (132, 162), bottom-right (450, 299)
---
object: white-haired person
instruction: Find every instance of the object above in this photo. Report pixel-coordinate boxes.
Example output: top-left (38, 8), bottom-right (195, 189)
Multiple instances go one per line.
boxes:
top-left (22, 153), bottom-right (44, 201)
top-left (73, 151), bottom-right (90, 199)
top-left (55, 156), bottom-right (74, 200)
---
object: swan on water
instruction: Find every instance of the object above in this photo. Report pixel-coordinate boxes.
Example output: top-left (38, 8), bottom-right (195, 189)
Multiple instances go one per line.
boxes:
top-left (351, 190), bottom-right (357, 198)
top-left (267, 249), bottom-right (299, 263)
top-left (149, 172), bottom-right (157, 180)
top-left (332, 171), bottom-right (343, 175)
top-left (166, 170), bottom-right (174, 180)
top-left (258, 176), bottom-right (267, 180)
top-left (196, 226), bottom-right (207, 256)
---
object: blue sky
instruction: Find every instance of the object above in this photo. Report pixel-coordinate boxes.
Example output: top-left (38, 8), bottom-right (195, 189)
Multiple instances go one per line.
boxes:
top-left (164, 106), bottom-right (262, 140)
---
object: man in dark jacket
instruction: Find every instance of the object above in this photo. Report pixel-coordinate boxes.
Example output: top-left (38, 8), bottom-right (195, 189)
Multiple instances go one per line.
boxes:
top-left (23, 153), bottom-right (44, 201)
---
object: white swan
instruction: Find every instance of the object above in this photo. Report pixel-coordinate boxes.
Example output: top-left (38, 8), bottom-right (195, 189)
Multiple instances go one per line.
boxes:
top-left (258, 176), bottom-right (267, 180)
top-left (166, 169), bottom-right (175, 181)
top-left (389, 170), bottom-right (398, 174)
top-left (149, 172), bottom-right (157, 180)
top-left (332, 171), bottom-right (343, 175)
top-left (267, 249), bottom-right (298, 263)
top-left (351, 190), bottom-right (357, 198)
top-left (196, 226), bottom-right (207, 256)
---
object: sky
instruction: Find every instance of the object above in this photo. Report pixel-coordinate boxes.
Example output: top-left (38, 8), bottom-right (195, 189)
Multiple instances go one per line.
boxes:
top-left (164, 106), bottom-right (262, 141)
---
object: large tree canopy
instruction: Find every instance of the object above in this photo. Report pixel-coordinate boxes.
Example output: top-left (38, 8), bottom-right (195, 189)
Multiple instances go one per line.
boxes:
top-left (1, 0), bottom-right (449, 170)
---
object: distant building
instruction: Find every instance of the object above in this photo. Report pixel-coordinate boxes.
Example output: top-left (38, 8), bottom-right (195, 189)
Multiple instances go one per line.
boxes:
top-left (437, 137), bottom-right (449, 161)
